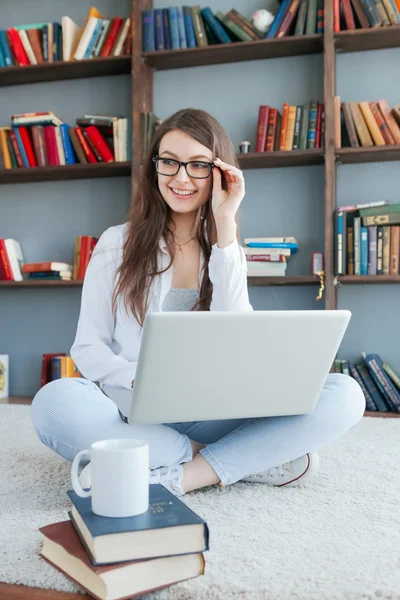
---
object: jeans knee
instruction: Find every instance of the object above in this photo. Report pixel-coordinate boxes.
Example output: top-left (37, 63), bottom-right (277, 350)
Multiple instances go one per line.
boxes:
top-left (31, 377), bottom-right (90, 433)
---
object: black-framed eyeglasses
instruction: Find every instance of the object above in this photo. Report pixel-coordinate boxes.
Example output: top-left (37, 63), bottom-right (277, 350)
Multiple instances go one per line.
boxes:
top-left (152, 156), bottom-right (214, 179)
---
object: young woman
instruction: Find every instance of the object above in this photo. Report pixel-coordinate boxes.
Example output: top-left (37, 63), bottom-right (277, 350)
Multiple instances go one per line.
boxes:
top-left (31, 108), bottom-right (365, 497)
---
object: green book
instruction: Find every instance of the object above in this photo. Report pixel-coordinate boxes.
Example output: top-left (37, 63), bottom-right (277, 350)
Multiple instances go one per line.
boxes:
top-left (215, 12), bottom-right (253, 41)
top-left (299, 102), bottom-right (310, 149)
top-left (305, 0), bottom-right (318, 33)
top-left (359, 202), bottom-right (400, 217)
top-left (15, 23), bottom-right (47, 30)
top-left (383, 362), bottom-right (400, 392)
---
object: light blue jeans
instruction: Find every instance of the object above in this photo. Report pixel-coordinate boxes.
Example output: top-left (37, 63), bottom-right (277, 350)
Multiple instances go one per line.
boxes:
top-left (31, 374), bottom-right (365, 486)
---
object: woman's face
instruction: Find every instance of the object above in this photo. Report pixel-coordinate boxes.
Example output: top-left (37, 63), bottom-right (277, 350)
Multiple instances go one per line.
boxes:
top-left (156, 129), bottom-right (214, 216)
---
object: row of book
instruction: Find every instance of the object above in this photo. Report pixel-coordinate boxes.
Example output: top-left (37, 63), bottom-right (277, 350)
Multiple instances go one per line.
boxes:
top-left (335, 201), bottom-right (400, 275)
top-left (41, 354), bottom-right (81, 387)
top-left (336, 353), bottom-right (400, 413)
top-left (0, 235), bottom-right (97, 282)
top-left (334, 0), bottom-right (400, 30)
top-left (0, 7), bottom-right (131, 67)
top-left (39, 482), bottom-right (208, 600)
top-left (337, 99), bottom-right (400, 148)
top-left (0, 112), bottom-right (131, 170)
top-left (243, 237), bottom-right (299, 276)
top-left (255, 102), bottom-right (324, 153)
top-left (266, 0), bottom-right (324, 38)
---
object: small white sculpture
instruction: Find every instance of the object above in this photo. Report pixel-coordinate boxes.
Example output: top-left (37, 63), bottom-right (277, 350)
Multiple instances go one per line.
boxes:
top-left (251, 9), bottom-right (275, 34)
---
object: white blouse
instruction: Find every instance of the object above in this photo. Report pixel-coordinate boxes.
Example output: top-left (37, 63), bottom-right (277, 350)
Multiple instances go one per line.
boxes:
top-left (70, 222), bottom-right (253, 392)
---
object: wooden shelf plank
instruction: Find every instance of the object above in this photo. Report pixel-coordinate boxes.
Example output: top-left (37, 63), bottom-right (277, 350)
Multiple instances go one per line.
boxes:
top-left (337, 275), bottom-right (400, 284)
top-left (248, 275), bottom-right (319, 286)
top-left (0, 162), bottom-right (131, 185)
top-left (0, 279), bottom-right (83, 287)
top-left (335, 26), bottom-right (400, 53)
top-left (0, 56), bottom-right (131, 87)
top-left (364, 410), bottom-right (400, 418)
top-left (238, 149), bottom-right (324, 169)
top-left (336, 145), bottom-right (400, 165)
top-left (142, 35), bottom-right (323, 70)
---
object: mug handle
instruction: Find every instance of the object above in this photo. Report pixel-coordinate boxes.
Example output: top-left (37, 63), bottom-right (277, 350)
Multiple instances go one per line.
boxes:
top-left (71, 450), bottom-right (91, 498)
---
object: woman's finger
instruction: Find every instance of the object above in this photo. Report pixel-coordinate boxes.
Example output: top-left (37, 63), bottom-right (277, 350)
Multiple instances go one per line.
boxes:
top-left (214, 158), bottom-right (243, 178)
top-left (212, 164), bottom-right (222, 190)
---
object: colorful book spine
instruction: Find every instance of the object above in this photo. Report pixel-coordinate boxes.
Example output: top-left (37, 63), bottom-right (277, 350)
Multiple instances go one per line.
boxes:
top-left (367, 226), bottom-right (377, 275)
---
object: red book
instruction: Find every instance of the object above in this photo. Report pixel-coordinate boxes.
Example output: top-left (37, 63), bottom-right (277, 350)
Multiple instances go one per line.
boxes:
top-left (18, 127), bottom-right (37, 167)
top-left (334, 0), bottom-right (340, 30)
top-left (276, 0), bottom-right (303, 37)
top-left (341, 0), bottom-right (356, 29)
top-left (74, 127), bottom-right (97, 163)
top-left (0, 239), bottom-right (13, 281)
top-left (22, 261), bottom-right (72, 273)
top-left (255, 106), bottom-right (270, 152)
top-left (78, 236), bottom-right (91, 280)
top-left (99, 17), bottom-right (123, 57)
top-left (369, 102), bottom-right (396, 145)
top-left (246, 255), bottom-right (286, 262)
top-left (265, 109), bottom-right (278, 152)
top-left (279, 103), bottom-right (289, 151)
top-left (85, 126), bottom-right (114, 162)
top-left (7, 28), bottom-right (30, 65)
top-left (315, 103), bottom-right (323, 149)
top-left (43, 126), bottom-right (59, 166)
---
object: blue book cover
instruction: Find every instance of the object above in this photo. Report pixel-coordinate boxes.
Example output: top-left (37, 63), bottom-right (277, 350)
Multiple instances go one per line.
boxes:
top-left (176, 6), bottom-right (188, 48)
top-left (84, 18), bottom-right (103, 59)
top-left (142, 10), bottom-right (155, 52)
top-left (363, 353), bottom-right (400, 412)
top-left (53, 22), bottom-right (62, 61)
top-left (357, 364), bottom-right (387, 412)
top-left (162, 9), bottom-right (172, 49)
top-left (360, 226), bottom-right (368, 275)
top-left (168, 7), bottom-right (180, 49)
top-left (13, 127), bottom-right (29, 167)
top-left (67, 484), bottom-right (209, 564)
top-left (42, 24), bottom-right (49, 61)
top-left (154, 9), bottom-right (165, 50)
top-left (0, 31), bottom-right (14, 66)
top-left (60, 124), bottom-right (77, 165)
top-left (267, 0), bottom-right (291, 38)
top-left (183, 6), bottom-right (197, 47)
top-left (349, 364), bottom-right (376, 412)
top-left (0, 44), bottom-right (5, 67)
top-left (201, 7), bottom-right (232, 44)
top-left (247, 242), bottom-right (298, 253)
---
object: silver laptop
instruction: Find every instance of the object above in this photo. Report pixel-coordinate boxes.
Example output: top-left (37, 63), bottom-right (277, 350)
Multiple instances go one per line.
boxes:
top-left (104, 310), bottom-right (351, 425)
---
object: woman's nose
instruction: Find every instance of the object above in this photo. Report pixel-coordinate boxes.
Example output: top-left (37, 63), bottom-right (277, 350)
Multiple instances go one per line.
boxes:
top-left (174, 164), bottom-right (190, 182)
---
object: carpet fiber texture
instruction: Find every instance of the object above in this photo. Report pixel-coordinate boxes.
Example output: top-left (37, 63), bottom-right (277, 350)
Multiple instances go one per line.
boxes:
top-left (1, 404), bottom-right (400, 600)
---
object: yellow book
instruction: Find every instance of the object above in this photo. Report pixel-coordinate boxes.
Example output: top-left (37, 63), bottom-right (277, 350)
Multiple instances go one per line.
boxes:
top-left (349, 103), bottom-right (374, 147)
top-left (359, 101), bottom-right (386, 146)
top-left (60, 356), bottom-right (67, 378)
top-left (71, 7), bottom-right (104, 59)
top-left (284, 106), bottom-right (297, 151)
top-left (73, 236), bottom-right (82, 280)
top-left (0, 128), bottom-right (12, 169)
top-left (66, 356), bottom-right (81, 377)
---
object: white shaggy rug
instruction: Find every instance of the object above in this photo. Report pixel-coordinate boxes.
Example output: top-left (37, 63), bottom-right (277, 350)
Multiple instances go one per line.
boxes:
top-left (1, 405), bottom-right (400, 600)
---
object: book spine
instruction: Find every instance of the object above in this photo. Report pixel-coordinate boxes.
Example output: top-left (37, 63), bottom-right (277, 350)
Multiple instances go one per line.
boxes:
top-left (276, 0), bottom-right (303, 37)
top-left (367, 226), bottom-right (377, 275)
top-left (362, 213), bottom-right (400, 226)
top-left (376, 226), bottom-right (384, 274)
top-left (7, 28), bottom-right (30, 65)
top-left (349, 102), bottom-right (374, 147)
top-left (357, 364), bottom-right (386, 411)
top-left (336, 210), bottom-right (344, 275)
top-left (306, 101), bottom-right (318, 149)
top-left (60, 124), bottom-right (76, 165)
top-left (284, 106), bottom-right (297, 151)
top-left (31, 126), bottom-right (47, 166)
top-left (383, 363), bottom-right (400, 391)
top-left (294, 0), bottom-right (308, 33)
top-left (378, 99), bottom-right (400, 144)
top-left (350, 0), bottom-right (371, 26)
top-left (317, 0), bottom-right (325, 31)
top-left (372, 0), bottom-right (391, 23)
top-left (360, 0), bottom-right (382, 24)
top-left (201, 8), bottom-right (231, 43)
top-left (342, 0), bottom-right (357, 27)
top-left (359, 102), bottom-right (386, 146)
top-left (191, 6), bottom-right (208, 47)
top-left (347, 222), bottom-right (354, 275)
top-left (305, 0), bottom-right (318, 32)
top-left (299, 103), bottom-right (310, 150)
top-left (85, 126), bottom-right (114, 162)
top-left (100, 17), bottom-right (123, 57)
top-left (292, 106), bottom-right (303, 150)
top-left (349, 364), bottom-right (376, 412)
top-left (176, 7), bottom-right (188, 48)
top-left (0, 31), bottom-right (14, 65)
top-left (389, 225), bottom-right (400, 275)
top-left (353, 217), bottom-right (361, 275)
top-left (267, 0), bottom-right (291, 37)
top-left (364, 354), bottom-right (400, 412)
top-left (360, 227), bottom-right (369, 275)
top-left (8, 129), bottom-right (24, 167)
top-left (255, 106), bottom-right (269, 152)
top-left (265, 109), bottom-right (278, 152)
top-left (369, 102), bottom-right (396, 145)
top-left (18, 127), bottom-right (37, 167)
top-left (279, 103), bottom-right (289, 151)
top-left (162, 9), bottom-right (171, 50)
top-left (382, 225), bottom-right (390, 275)
top-left (381, 0), bottom-right (399, 21)
top-left (183, 7), bottom-right (197, 48)
top-left (74, 127), bottom-right (97, 163)
top-left (0, 239), bottom-right (13, 280)
top-left (315, 103), bottom-right (323, 149)
top-left (153, 9), bottom-right (165, 50)
top-left (142, 10), bottom-right (155, 51)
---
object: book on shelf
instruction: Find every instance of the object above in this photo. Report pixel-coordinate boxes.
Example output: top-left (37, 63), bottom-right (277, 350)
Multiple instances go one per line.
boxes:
top-left (334, 0), bottom-right (400, 30)
top-left (255, 101), bottom-right (324, 153)
top-left (335, 203), bottom-right (400, 276)
top-left (0, 7), bottom-right (131, 67)
top-left (335, 355), bottom-right (400, 414)
top-left (41, 354), bottom-right (81, 386)
top-left (243, 237), bottom-right (298, 276)
top-left (338, 98), bottom-right (400, 149)
top-left (0, 113), bottom-right (130, 170)
top-left (39, 519), bottom-right (205, 600)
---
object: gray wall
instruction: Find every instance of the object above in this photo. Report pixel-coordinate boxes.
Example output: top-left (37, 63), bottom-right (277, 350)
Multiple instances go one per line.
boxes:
top-left (1, 0), bottom-right (397, 396)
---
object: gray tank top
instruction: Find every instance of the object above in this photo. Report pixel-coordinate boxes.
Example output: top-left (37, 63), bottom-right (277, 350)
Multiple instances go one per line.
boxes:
top-left (162, 287), bottom-right (199, 311)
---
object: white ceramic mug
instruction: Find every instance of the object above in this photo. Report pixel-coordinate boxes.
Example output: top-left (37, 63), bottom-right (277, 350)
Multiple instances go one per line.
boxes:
top-left (71, 439), bottom-right (149, 518)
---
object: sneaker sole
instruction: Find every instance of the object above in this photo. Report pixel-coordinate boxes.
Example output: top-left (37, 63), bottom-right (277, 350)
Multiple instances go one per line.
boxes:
top-left (277, 452), bottom-right (320, 487)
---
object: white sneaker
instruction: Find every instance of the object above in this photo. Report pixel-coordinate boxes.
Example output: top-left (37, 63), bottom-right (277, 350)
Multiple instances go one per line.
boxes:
top-left (241, 452), bottom-right (320, 487)
top-left (79, 463), bottom-right (92, 490)
top-left (149, 464), bottom-right (185, 497)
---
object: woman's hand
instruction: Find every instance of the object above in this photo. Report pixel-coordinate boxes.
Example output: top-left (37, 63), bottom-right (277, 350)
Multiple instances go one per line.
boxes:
top-left (211, 157), bottom-right (245, 222)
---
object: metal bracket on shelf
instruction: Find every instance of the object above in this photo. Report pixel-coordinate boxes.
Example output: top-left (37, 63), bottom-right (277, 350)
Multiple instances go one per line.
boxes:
top-left (316, 270), bottom-right (325, 301)
top-left (333, 275), bottom-right (342, 288)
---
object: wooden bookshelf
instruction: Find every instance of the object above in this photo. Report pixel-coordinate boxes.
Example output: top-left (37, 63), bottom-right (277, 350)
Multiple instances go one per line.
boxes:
top-left (364, 411), bottom-right (400, 418)
top-left (0, 55), bottom-right (131, 87)
top-left (238, 149), bottom-right (324, 169)
top-left (336, 145), bottom-right (400, 165)
top-left (0, 280), bottom-right (83, 287)
top-left (335, 26), bottom-right (400, 53)
top-left (337, 275), bottom-right (400, 284)
top-left (142, 34), bottom-right (323, 70)
top-left (0, 162), bottom-right (131, 184)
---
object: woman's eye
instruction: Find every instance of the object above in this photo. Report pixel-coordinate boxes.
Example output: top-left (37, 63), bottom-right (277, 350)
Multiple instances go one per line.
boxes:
top-left (191, 162), bottom-right (208, 169)
top-left (161, 159), bottom-right (176, 166)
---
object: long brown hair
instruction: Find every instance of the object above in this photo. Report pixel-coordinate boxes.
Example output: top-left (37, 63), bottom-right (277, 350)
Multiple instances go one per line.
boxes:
top-left (112, 108), bottom-right (239, 327)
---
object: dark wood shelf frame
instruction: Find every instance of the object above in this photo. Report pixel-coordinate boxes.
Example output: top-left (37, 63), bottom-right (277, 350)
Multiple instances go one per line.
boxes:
top-left (337, 275), bottom-right (400, 284)
top-left (0, 280), bottom-right (83, 287)
top-left (142, 34), bottom-right (323, 70)
top-left (0, 162), bottom-right (131, 184)
top-left (335, 26), bottom-right (400, 53)
top-left (0, 55), bottom-right (131, 87)
top-left (336, 145), bottom-right (400, 165)
top-left (238, 149), bottom-right (324, 169)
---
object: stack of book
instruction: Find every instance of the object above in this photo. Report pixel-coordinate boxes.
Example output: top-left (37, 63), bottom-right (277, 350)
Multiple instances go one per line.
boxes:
top-left (39, 485), bottom-right (208, 600)
top-left (337, 99), bottom-right (400, 148)
top-left (255, 102), bottom-right (324, 152)
top-left (41, 353), bottom-right (82, 386)
top-left (0, 112), bottom-right (131, 170)
top-left (243, 236), bottom-right (299, 276)
top-left (336, 353), bottom-right (400, 414)
top-left (0, 235), bottom-right (97, 281)
top-left (266, 0), bottom-right (324, 38)
top-left (335, 201), bottom-right (400, 276)
top-left (334, 0), bottom-right (400, 30)
top-left (142, 6), bottom-right (267, 51)
top-left (0, 7), bottom-right (131, 67)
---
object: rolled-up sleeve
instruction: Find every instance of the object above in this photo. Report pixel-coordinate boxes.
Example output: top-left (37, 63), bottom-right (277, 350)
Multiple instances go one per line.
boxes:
top-left (209, 239), bottom-right (253, 312)
top-left (70, 228), bottom-right (137, 390)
